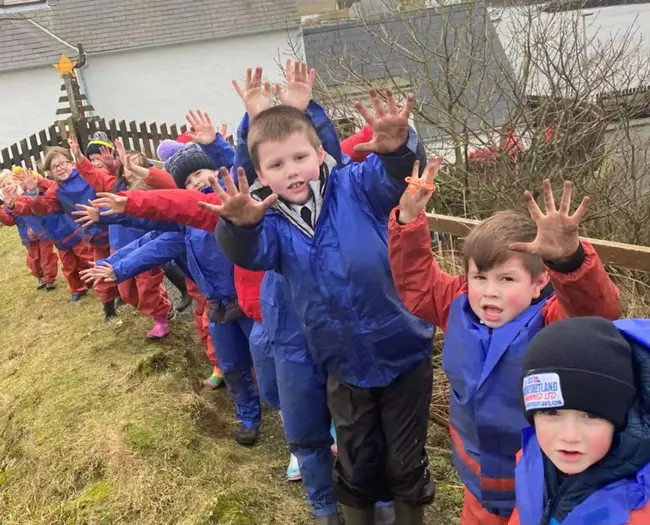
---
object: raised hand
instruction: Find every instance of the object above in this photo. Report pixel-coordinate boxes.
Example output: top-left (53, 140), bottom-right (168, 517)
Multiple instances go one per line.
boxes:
top-left (115, 139), bottom-right (127, 165)
top-left (91, 192), bottom-right (128, 216)
top-left (198, 167), bottom-right (278, 226)
top-left (276, 59), bottom-right (316, 112)
top-left (397, 157), bottom-right (443, 225)
top-left (2, 186), bottom-right (18, 208)
top-left (354, 88), bottom-right (414, 154)
top-left (124, 154), bottom-right (149, 180)
top-left (509, 179), bottom-right (589, 262)
top-left (185, 110), bottom-right (217, 145)
top-left (72, 201), bottom-right (100, 227)
top-left (22, 170), bottom-right (39, 192)
top-left (219, 123), bottom-right (228, 138)
top-left (233, 67), bottom-right (273, 119)
top-left (68, 134), bottom-right (82, 161)
top-left (99, 146), bottom-right (118, 173)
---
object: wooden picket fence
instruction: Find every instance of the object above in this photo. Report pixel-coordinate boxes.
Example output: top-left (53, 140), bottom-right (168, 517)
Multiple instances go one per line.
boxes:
top-left (0, 117), bottom-right (203, 172)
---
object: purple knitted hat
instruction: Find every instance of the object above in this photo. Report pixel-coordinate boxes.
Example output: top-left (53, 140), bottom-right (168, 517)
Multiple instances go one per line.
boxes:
top-left (156, 139), bottom-right (185, 163)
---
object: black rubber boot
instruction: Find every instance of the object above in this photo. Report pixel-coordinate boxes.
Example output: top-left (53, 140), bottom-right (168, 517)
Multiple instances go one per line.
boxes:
top-left (341, 505), bottom-right (375, 525)
top-left (315, 514), bottom-right (341, 525)
top-left (177, 294), bottom-right (193, 312)
top-left (394, 502), bottom-right (424, 525)
top-left (164, 263), bottom-right (192, 312)
top-left (103, 300), bottom-right (117, 321)
top-left (235, 426), bottom-right (259, 447)
top-left (375, 505), bottom-right (396, 525)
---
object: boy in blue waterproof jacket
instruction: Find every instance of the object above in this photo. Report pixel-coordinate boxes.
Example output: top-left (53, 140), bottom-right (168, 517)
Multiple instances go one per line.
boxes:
top-left (229, 61), bottom-right (396, 525)
top-left (510, 316), bottom-right (650, 525)
top-left (206, 65), bottom-right (434, 524)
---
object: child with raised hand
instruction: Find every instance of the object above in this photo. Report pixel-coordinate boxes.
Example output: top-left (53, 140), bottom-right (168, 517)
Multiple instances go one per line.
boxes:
top-left (510, 316), bottom-right (650, 525)
top-left (229, 61), bottom-right (396, 525)
top-left (15, 167), bottom-right (93, 300)
top-left (388, 161), bottom-right (621, 524)
top-left (5, 144), bottom-right (120, 320)
top-left (209, 63), bottom-right (434, 524)
top-left (0, 169), bottom-right (58, 290)
top-left (69, 135), bottom-right (174, 339)
top-left (76, 112), bottom-right (266, 447)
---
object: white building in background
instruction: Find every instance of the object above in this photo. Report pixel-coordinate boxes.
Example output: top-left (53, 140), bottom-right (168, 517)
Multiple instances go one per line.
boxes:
top-left (489, 3), bottom-right (650, 96)
top-left (0, 0), bottom-right (302, 150)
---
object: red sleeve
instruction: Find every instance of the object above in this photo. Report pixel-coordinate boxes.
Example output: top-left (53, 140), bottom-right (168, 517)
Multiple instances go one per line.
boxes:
top-left (36, 177), bottom-right (55, 192)
top-left (145, 167), bottom-right (177, 190)
top-left (76, 157), bottom-right (116, 192)
top-left (542, 241), bottom-right (621, 324)
top-left (388, 208), bottom-right (466, 330)
top-left (0, 206), bottom-right (16, 226)
top-left (341, 125), bottom-right (374, 163)
top-left (12, 186), bottom-right (61, 215)
top-left (123, 189), bottom-right (221, 231)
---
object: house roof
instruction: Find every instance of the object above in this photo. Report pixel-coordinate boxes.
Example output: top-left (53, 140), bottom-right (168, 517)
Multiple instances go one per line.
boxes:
top-left (0, 0), bottom-right (300, 73)
top-left (303, 5), bottom-right (516, 138)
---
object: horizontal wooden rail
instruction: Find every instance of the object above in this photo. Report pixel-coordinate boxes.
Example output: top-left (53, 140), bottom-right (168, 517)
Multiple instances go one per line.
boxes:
top-left (427, 213), bottom-right (650, 272)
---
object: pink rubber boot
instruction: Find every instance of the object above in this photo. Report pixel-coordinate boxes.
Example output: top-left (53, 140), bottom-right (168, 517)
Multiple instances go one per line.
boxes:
top-left (146, 317), bottom-right (170, 339)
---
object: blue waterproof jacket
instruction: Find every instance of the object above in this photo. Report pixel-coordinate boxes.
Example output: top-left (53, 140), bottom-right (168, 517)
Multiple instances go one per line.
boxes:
top-left (50, 169), bottom-right (110, 244)
top-left (19, 187), bottom-right (84, 249)
top-left (514, 319), bottom-right (650, 525)
top-left (444, 292), bottom-right (551, 515)
top-left (217, 103), bottom-right (433, 388)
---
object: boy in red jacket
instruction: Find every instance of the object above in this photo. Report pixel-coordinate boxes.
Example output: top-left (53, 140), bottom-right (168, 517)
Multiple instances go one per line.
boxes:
top-left (387, 161), bottom-right (621, 525)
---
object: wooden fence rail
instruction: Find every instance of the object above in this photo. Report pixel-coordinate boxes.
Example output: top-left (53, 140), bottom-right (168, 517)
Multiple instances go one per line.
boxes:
top-left (0, 118), bottom-right (197, 172)
top-left (427, 213), bottom-right (650, 272)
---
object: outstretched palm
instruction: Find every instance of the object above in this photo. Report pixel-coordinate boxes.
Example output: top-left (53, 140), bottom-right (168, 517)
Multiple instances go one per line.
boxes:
top-left (233, 67), bottom-right (273, 119)
top-left (276, 59), bottom-right (315, 112)
top-left (354, 88), bottom-right (414, 154)
top-left (509, 179), bottom-right (589, 262)
top-left (185, 110), bottom-right (217, 145)
top-left (91, 193), bottom-right (128, 215)
top-left (198, 167), bottom-right (278, 226)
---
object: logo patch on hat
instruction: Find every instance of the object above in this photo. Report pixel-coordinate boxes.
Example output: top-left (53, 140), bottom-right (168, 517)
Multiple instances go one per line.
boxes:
top-left (523, 372), bottom-right (565, 411)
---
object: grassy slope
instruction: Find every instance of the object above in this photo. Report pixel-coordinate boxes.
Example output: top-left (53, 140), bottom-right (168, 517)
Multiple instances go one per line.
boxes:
top-left (0, 227), bottom-right (462, 524)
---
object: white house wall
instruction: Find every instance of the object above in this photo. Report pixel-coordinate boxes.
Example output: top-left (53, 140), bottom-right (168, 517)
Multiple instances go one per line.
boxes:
top-left (0, 66), bottom-right (61, 150)
top-left (492, 4), bottom-right (650, 96)
top-left (0, 28), bottom-right (303, 151)
top-left (82, 29), bottom-right (303, 140)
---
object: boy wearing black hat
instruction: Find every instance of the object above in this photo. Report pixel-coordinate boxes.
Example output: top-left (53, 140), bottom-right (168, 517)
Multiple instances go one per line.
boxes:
top-left (510, 316), bottom-right (650, 525)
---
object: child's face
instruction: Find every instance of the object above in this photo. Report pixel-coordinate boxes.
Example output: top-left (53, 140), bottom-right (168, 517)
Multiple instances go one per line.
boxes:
top-left (89, 154), bottom-right (107, 169)
top-left (0, 177), bottom-right (19, 196)
top-left (467, 255), bottom-right (549, 328)
top-left (534, 409), bottom-right (615, 474)
top-left (49, 154), bottom-right (74, 181)
top-left (185, 169), bottom-right (215, 191)
top-left (255, 131), bottom-right (325, 205)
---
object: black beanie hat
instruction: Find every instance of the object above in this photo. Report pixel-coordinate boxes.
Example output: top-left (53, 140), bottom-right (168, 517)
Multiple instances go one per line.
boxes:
top-left (164, 143), bottom-right (216, 188)
top-left (522, 317), bottom-right (636, 428)
top-left (85, 131), bottom-right (114, 158)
